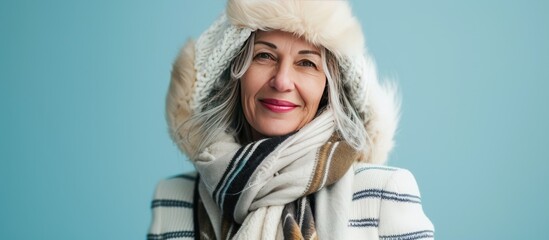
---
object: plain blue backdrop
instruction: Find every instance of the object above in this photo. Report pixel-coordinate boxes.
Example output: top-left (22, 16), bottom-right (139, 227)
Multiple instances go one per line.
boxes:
top-left (1, 0), bottom-right (548, 239)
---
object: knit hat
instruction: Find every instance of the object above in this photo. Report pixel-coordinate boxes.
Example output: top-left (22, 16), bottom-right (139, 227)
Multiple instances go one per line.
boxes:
top-left (166, 0), bottom-right (400, 164)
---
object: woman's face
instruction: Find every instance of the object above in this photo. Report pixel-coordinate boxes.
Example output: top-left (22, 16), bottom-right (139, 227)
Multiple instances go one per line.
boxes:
top-left (240, 30), bottom-right (327, 140)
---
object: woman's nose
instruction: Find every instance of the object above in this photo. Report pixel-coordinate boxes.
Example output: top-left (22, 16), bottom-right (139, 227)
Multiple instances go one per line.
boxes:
top-left (270, 61), bottom-right (295, 92)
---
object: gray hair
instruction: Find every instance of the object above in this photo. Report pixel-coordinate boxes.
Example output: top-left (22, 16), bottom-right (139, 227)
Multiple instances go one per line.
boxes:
top-left (183, 32), bottom-right (368, 158)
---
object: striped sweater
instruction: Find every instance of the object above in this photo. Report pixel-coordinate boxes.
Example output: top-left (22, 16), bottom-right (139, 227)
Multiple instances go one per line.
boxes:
top-left (148, 163), bottom-right (434, 239)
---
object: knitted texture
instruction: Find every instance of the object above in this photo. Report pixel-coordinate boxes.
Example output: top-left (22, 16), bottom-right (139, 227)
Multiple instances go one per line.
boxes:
top-left (193, 14), bottom-right (252, 112)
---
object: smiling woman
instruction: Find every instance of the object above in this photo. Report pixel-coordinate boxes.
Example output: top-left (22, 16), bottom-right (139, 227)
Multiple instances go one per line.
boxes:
top-left (148, 0), bottom-right (434, 239)
top-left (240, 31), bottom-right (327, 140)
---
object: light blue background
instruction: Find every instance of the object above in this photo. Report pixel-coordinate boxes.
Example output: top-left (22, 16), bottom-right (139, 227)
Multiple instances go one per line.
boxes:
top-left (1, 0), bottom-right (547, 239)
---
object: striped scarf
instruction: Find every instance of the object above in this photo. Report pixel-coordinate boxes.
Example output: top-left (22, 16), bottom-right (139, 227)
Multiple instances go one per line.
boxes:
top-left (193, 109), bottom-right (360, 239)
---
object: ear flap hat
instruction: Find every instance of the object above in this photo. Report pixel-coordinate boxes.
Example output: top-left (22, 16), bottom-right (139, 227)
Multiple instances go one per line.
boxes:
top-left (167, 0), bottom-right (400, 164)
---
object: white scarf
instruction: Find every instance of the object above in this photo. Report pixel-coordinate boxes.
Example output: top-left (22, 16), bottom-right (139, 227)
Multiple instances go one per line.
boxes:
top-left (193, 109), bottom-right (359, 239)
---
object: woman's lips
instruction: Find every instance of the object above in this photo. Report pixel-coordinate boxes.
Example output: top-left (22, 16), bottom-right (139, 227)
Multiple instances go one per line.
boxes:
top-left (259, 98), bottom-right (298, 113)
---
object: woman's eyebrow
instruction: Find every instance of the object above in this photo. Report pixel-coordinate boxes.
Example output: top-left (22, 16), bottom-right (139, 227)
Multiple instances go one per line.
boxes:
top-left (255, 41), bottom-right (320, 56)
top-left (255, 41), bottom-right (277, 49)
top-left (298, 50), bottom-right (320, 56)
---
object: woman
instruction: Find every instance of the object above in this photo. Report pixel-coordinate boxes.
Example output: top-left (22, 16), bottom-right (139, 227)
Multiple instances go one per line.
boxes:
top-left (149, 0), bottom-right (434, 239)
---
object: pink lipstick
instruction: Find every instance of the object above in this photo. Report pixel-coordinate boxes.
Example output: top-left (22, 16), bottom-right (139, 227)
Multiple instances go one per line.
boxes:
top-left (259, 98), bottom-right (298, 113)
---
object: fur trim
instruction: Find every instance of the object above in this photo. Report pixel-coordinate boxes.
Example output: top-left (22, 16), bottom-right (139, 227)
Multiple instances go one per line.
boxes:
top-left (363, 81), bottom-right (401, 164)
top-left (349, 54), bottom-right (401, 164)
top-left (227, 0), bottom-right (363, 57)
top-left (166, 40), bottom-right (199, 157)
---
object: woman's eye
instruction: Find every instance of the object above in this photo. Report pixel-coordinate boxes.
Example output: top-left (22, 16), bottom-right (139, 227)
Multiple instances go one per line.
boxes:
top-left (254, 52), bottom-right (273, 60)
top-left (299, 60), bottom-right (317, 68)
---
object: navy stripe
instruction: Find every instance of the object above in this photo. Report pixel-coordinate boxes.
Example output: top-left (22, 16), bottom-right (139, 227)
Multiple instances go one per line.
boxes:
top-left (380, 230), bottom-right (434, 240)
top-left (171, 174), bottom-right (196, 181)
top-left (151, 199), bottom-right (193, 209)
top-left (147, 231), bottom-right (194, 240)
top-left (217, 141), bottom-right (260, 205)
top-left (354, 166), bottom-right (398, 175)
top-left (213, 143), bottom-right (250, 205)
top-left (221, 135), bottom-right (289, 216)
top-left (353, 189), bottom-right (421, 203)
top-left (348, 218), bottom-right (379, 227)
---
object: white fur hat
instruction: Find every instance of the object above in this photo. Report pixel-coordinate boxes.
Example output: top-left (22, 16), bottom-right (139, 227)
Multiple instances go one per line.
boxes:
top-left (166, 0), bottom-right (400, 164)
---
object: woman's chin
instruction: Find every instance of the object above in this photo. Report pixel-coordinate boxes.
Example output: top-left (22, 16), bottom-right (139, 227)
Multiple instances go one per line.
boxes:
top-left (253, 125), bottom-right (296, 139)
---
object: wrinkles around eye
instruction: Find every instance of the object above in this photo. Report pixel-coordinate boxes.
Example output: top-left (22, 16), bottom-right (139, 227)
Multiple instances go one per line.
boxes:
top-left (298, 60), bottom-right (317, 68)
top-left (254, 52), bottom-right (275, 61)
